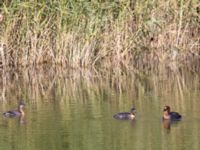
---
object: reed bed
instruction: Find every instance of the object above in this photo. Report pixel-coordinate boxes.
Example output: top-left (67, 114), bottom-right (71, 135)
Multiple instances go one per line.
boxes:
top-left (0, 0), bottom-right (199, 71)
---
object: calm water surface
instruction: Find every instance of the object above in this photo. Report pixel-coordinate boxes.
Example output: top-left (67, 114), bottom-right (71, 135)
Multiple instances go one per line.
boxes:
top-left (0, 69), bottom-right (200, 150)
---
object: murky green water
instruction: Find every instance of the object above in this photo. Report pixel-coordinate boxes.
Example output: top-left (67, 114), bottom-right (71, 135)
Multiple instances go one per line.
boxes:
top-left (0, 68), bottom-right (200, 150)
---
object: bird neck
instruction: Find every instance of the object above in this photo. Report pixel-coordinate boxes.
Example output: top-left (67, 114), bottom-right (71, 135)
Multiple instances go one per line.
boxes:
top-left (129, 113), bottom-right (135, 119)
top-left (163, 111), bottom-right (170, 119)
top-left (18, 107), bottom-right (25, 116)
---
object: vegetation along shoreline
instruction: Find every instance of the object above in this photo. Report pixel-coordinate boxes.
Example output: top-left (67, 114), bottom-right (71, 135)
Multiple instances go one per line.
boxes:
top-left (0, 1), bottom-right (199, 72)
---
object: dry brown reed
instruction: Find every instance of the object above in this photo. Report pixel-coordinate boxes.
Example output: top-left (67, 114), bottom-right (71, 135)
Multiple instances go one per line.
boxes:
top-left (0, 1), bottom-right (199, 72)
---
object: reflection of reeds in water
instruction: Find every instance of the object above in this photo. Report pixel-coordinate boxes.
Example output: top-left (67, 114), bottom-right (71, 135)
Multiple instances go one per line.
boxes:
top-left (1, 68), bottom-right (200, 150)
top-left (1, 67), bottom-right (199, 105)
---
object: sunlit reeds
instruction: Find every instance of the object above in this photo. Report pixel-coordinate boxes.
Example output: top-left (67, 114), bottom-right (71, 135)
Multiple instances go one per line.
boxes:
top-left (0, 0), bottom-right (199, 71)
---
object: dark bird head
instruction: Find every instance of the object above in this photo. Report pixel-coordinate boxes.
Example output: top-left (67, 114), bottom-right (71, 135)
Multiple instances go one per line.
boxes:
top-left (163, 106), bottom-right (170, 113)
top-left (130, 107), bottom-right (136, 114)
top-left (18, 101), bottom-right (25, 109)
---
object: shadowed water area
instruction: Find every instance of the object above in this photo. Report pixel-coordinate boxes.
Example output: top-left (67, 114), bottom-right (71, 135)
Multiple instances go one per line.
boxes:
top-left (0, 68), bottom-right (200, 150)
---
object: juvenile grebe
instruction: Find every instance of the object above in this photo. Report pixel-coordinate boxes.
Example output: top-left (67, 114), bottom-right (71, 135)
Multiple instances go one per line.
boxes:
top-left (113, 107), bottom-right (136, 120)
top-left (3, 103), bottom-right (25, 117)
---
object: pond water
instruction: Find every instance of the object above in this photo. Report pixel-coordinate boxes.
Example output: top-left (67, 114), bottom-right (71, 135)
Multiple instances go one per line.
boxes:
top-left (0, 68), bottom-right (200, 150)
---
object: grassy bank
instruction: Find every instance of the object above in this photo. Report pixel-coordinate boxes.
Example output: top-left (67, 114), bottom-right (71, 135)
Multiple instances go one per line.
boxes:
top-left (0, 0), bottom-right (199, 71)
